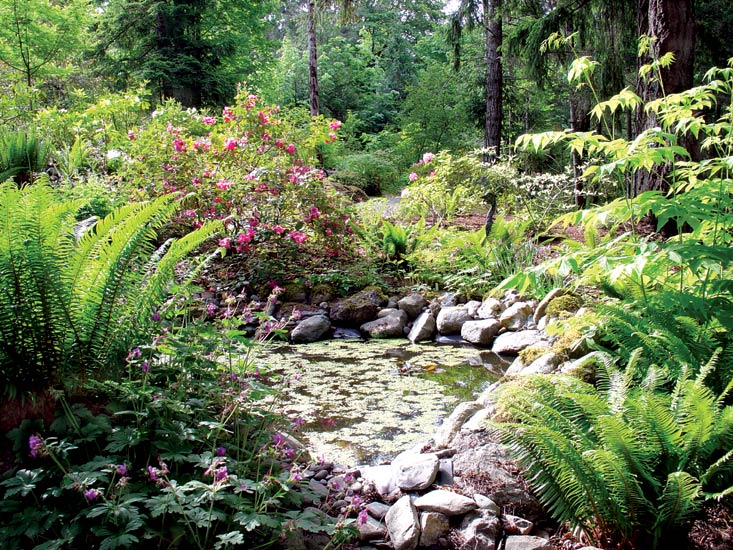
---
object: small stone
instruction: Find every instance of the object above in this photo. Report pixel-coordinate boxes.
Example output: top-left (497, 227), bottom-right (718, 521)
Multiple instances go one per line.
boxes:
top-left (465, 300), bottom-right (482, 318)
top-left (435, 458), bottom-right (454, 485)
top-left (504, 514), bottom-right (534, 535)
top-left (461, 318), bottom-right (502, 345)
top-left (366, 501), bottom-right (391, 520)
top-left (419, 512), bottom-right (449, 546)
top-left (350, 482), bottom-right (363, 493)
top-left (503, 535), bottom-right (553, 550)
top-left (499, 302), bottom-right (533, 330)
top-left (477, 297), bottom-right (503, 319)
top-left (385, 495), bottom-right (420, 550)
top-left (361, 313), bottom-right (406, 338)
top-left (398, 293), bottom-right (428, 319)
top-left (362, 464), bottom-right (399, 500)
top-left (521, 352), bottom-right (559, 375)
top-left (328, 475), bottom-right (347, 492)
top-left (492, 330), bottom-right (544, 355)
top-left (473, 494), bottom-right (499, 514)
top-left (290, 315), bottom-right (331, 344)
top-left (313, 469), bottom-right (329, 481)
top-left (459, 510), bottom-right (501, 550)
top-left (396, 453), bottom-right (440, 491)
top-left (359, 516), bottom-right (388, 541)
top-left (414, 489), bottom-right (477, 516)
top-left (308, 479), bottom-right (329, 498)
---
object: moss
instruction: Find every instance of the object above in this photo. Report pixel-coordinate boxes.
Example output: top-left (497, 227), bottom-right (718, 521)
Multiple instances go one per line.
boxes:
top-left (545, 294), bottom-right (583, 318)
top-left (550, 328), bottom-right (585, 362)
top-left (519, 345), bottom-right (550, 365)
top-left (282, 282), bottom-right (308, 302)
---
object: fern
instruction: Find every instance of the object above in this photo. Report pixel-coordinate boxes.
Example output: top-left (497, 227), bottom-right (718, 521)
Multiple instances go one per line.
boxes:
top-left (0, 182), bottom-right (220, 398)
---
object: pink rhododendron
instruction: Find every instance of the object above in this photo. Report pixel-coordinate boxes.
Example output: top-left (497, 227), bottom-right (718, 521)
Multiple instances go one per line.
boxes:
top-left (273, 225), bottom-right (285, 234)
top-left (224, 138), bottom-right (237, 150)
top-left (409, 172), bottom-right (419, 182)
top-left (422, 151), bottom-right (435, 163)
top-left (288, 230), bottom-right (307, 244)
top-left (128, 130), bottom-right (136, 140)
top-left (202, 115), bottom-right (216, 125)
top-left (222, 107), bottom-right (236, 122)
top-left (286, 144), bottom-right (295, 155)
top-left (216, 179), bottom-right (232, 190)
top-left (173, 137), bottom-right (187, 152)
top-left (219, 237), bottom-right (232, 249)
top-left (329, 120), bottom-right (342, 130)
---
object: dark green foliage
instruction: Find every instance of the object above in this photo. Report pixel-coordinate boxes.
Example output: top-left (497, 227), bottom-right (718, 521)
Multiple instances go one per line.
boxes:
top-left (0, 328), bottom-right (335, 549)
top-left (331, 152), bottom-right (400, 195)
top-left (0, 129), bottom-right (49, 184)
top-left (494, 353), bottom-right (733, 549)
top-left (0, 181), bottom-right (220, 398)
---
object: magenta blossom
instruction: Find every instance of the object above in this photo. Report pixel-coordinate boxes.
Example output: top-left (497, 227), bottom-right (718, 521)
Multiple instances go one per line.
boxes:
top-left (288, 231), bottom-right (307, 244)
top-left (141, 361), bottom-right (149, 373)
top-left (223, 137), bottom-right (238, 151)
top-left (84, 488), bottom-right (101, 502)
top-left (29, 434), bottom-right (44, 458)
top-left (285, 144), bottom-right (296, 155)
top-left (358, 509), bottom-right (369, 525)
top-left (116, 464), bottom-right (128, 476)
top-left (215, 446), bottom-right (227, 456)
top-left (219, 237), bottom-right (232, 249)
top-left (202, 115), bottom-right (216, 125)
top-left (127, 130), bottom-right (137, 140)
top-left (409, 172), bottom-right (419, 182)
top-left (329, 120), bottom-right (342, 130)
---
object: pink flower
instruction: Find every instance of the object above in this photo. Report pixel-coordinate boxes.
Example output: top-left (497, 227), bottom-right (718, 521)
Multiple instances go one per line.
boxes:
top-left (224, 137), bottom-right (237, 150)
top-left (275, 139), bottom-right (283, 148)
top-left (222, 107), bottom-right (236, 122)
top-left (202, 115), bottom-right (216, 125)
top-left (216, 179), bottom-right (232, 190)
top-left (173, 137), bottom-right (187, 152)
top-left (273, 225), bottom-right (285, 234)
top-left (219, 237), bottom-right (232, 249)
top-left (84, 488), bottom-right (101, 502)
top-left (285, 144), bottom-right (295, 155)
top-left (325, 228), bottom-right (333, 236)
top-left (422, 151), bottom-right (435, 164)
top-left (409, 172), bottom-right (419, 182)
top-left (329, 120), bottom-right (342, 130)
top-left (288, 230), bottom-right (307, 244)
top-left (127, 130), bottom-right (136, 140)
top-left (328, 132), bottom-right (337, 141)
top-left (358, 509), bottom-right (368, 525)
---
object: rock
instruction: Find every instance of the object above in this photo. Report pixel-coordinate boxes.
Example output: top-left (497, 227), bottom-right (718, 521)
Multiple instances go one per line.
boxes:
top-left (522, 352), bottom-right (559, 375)
top-left (413, 489), bottom-right (478, 516)
top-left (504, 514), bottom-right (534, 535)
top-left (462, 408), bottom-right (492, 432)
top-left (330, 288), bottom-right (385, 327)
top-left (561, 351), bottom-right (603, 382)
top-left (476, 382), bottom-right (501, 407)
top-left (467, 351), bottom-right (510, 375)
top-left (307, 479), bottom-right (329, 499)
top-left (407, 311), bottom-right (436, 343)
top-left (504, 535), bottom-right (553, 550)
top-left (398, 294), bottom-right (428, 319)
top-left (477, 297), bottom-right (503, 319)
top-left (436, 306), bottom-right (472, 335)
top-left (361, 312), bottom-right (407, 338)
top-left (359, 516), bottom-right (388, 541)
top-left (434, 334), bottom-right (471, 346)
top-left (459, 510), bottom-right (501, 550)
top-left (533, 288), bottom-right (563, 324)
top-left (290, 315), bottom-right (331, 344)
top-left (366, 501), bottom-right (391, 520)
top-left (502, 289), bottom-right (521, 307)
top-left (505, 356), bottom-right (527, 376)
top-left (313, 469), bottom-right (329, 481)
top-left (461, 319), bottom-right (501, 345)
top-left (438, 292), bottom-right (460, 307)
top-left (396, 453), bottom-right (440, 491)
top-left (387, 296), bottom-right (399, 309)
top-left (385, 495), bottom-right (420, 550)
top-left (331, 327), bottom-right (362, 339)
top-left (362, 465), bottom-right (399, 500)
top-left (74, 216), bottom-right (99, 241)
top-left (465, 300), bottom-right (482, 318)
top-left (419, 512), bottom-right (450, 546)
top-left (451, 432), bottom-right (544, 522)
top-left (492, 330), bottom-right (544, 355)
top-left (473, 494), bottom-right (500, 514)
top-left (434, 401), bottom-right (484, 448)
top-left (499, 302), bottom-right (533, 330)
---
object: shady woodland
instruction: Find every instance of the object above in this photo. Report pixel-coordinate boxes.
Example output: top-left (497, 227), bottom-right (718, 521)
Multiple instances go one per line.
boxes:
top-left (1, 1), bottom-right (733, 549)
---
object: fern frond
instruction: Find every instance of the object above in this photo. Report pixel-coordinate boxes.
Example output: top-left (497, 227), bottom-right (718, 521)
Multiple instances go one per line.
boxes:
top-left (652, 472), bottom-right (701, 545)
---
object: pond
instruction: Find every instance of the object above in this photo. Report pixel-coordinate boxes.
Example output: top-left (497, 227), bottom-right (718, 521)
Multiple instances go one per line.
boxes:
top-left (254, 338), bottom-right (502, 466)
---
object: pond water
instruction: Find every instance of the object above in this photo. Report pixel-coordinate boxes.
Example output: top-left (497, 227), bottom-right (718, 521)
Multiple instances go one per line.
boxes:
top-left (253, 338), bottom-right (501, 466)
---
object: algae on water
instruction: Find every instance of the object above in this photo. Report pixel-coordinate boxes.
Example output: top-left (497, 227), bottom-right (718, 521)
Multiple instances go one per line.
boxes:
top-left (254, 339), bottom-right (498, 465)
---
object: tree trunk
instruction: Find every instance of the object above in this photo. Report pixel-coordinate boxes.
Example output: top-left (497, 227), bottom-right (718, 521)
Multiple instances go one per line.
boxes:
top-left (569, 89), bottom-right (592, 208)
top-left (632, 0), bottom-right (695, 197)
top-left (307, 0), bottom-right (320, 117)
top-left (483, 0), bottom-right (502, 162)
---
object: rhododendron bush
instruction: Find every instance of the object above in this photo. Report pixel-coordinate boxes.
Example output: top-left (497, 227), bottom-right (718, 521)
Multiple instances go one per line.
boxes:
top-left (121, 89), bottom-right (358, 283)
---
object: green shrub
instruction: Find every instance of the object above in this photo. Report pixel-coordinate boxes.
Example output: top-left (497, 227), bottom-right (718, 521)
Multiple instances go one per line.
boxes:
top-left (494, 353), bottom-right (733, 549)
top-left (0, 181), bottom-right (220, 398)
top-left (0, 129), bottom-right (49, 184)
top-left (331, 152), bottom-right (400, 195)
top-left (0, 326), bottom-right (350, 549)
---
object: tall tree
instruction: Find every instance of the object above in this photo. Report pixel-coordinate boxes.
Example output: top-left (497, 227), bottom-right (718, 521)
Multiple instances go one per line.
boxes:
top-left (632, 0), bottom-right (695, 196)
top-left (450, 0), bottom-right (504, 160)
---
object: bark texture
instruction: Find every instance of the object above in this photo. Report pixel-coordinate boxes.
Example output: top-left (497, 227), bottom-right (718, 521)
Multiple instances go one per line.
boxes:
top-left (308, 0), bottom-right (320, 116)
top-left (483, 0), bottom-right (502, 161)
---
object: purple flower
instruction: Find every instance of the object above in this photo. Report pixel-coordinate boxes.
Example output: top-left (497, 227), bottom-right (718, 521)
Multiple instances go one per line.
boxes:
top-left (272, 433), bottom-right (285, 447)
top-left (116, 464), bottom-right (128, 476)
top-left (284, 447), bottom-right (295, 460)
top-left (129, 347), bottom-right (142, 359)
top-left (148, 466), bottom-right (157, 481)
top-left (151, 311), bottom-right (161, 322)
top-left (214, 466), bottom-right (228, 482)
top-left (141, 361), bottom-right (149, 373)
top-left (289, 469), bottom-right (302, 482)
top-left (84, 488), bottom-right (101, 502)
top-left (29, 434), bottom-right (44, 458)
top-left (358, 509), bottom-right (368, 525)
top-left (291, 416), bottom-right (306, 429)
top-left (215, 446), bottom-right (227, 456)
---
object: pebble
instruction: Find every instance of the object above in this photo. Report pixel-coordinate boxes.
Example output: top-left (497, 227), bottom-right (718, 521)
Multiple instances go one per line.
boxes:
top-left (314, 469), bottom-right (329, 480)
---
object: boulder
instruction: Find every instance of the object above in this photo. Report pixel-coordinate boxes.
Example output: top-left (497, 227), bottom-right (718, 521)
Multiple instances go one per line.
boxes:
top-left (385, 495), bottom-right (420, 550)
top-left (504, 514), bottom-right (534, 535)
top-left (413, 489), bottom-right (477, 516)
top-left (398, 294), bottom-right (428, 319)
top-left (499, 302), bottom-right (533, 330)
top-left (407, 311), bottom-right (436, 343)
top-left (396, 453), bottom-right (440, 491)
top-left (459, 510), bottom-right (501, 550)
top-left (434, 401), bottom-right (484, 448)
top-left (436, 306), bottom-right (472, 335)
top-left (419, 512), bottom-right (450, 546)
top-left (465, 300), bottom-right (482, 318)
top-left (461, 319), bottom-right (501, 345)
top-left (290, 315), bottom-right (331, 344)
top-left (473, 494), bottom-right (500, 514)
top-left (358, 516), bottom-right (387, 541)
top-left (462, 408), bottom-right (492, 432)
top-left (329, 288), bottom-right (385, 327)
top-left (521, 352), bottom-right (559, 375)
top-left (362, 465), bottom-right (399, 500)
top-left (366, 501), bottom-right (391, 520)
top-left (361, 312), bottom-right (407, 338)
top-left (492, 330), bottom-right (545, 355)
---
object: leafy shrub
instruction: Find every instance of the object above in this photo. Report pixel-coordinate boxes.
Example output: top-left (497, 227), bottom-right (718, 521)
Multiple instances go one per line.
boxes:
top-left (0, 129), bottom-right (49, 184)
top-left (58, 175), bottom-right (126, 220)
top-left (0, 326), bottom-right (347, 549)
top-left (494, 354), bottom-right (733, 549)
top-left (0, 181), bottom-right (220, 398)
top-left (331, 151), bottom-right (400, 195)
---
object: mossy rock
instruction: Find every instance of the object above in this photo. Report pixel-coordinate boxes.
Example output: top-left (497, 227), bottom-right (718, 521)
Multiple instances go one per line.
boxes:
top-left (309, 283), bottom-right (335, 304)
top-left (519, 345), bottom-right (550, 365)
top-left (282, 282), bottom-right (308, 302)
top-left (329, 287), bottom-right (387, 327)
top-left (545, 294), bottom-right (583, 318)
